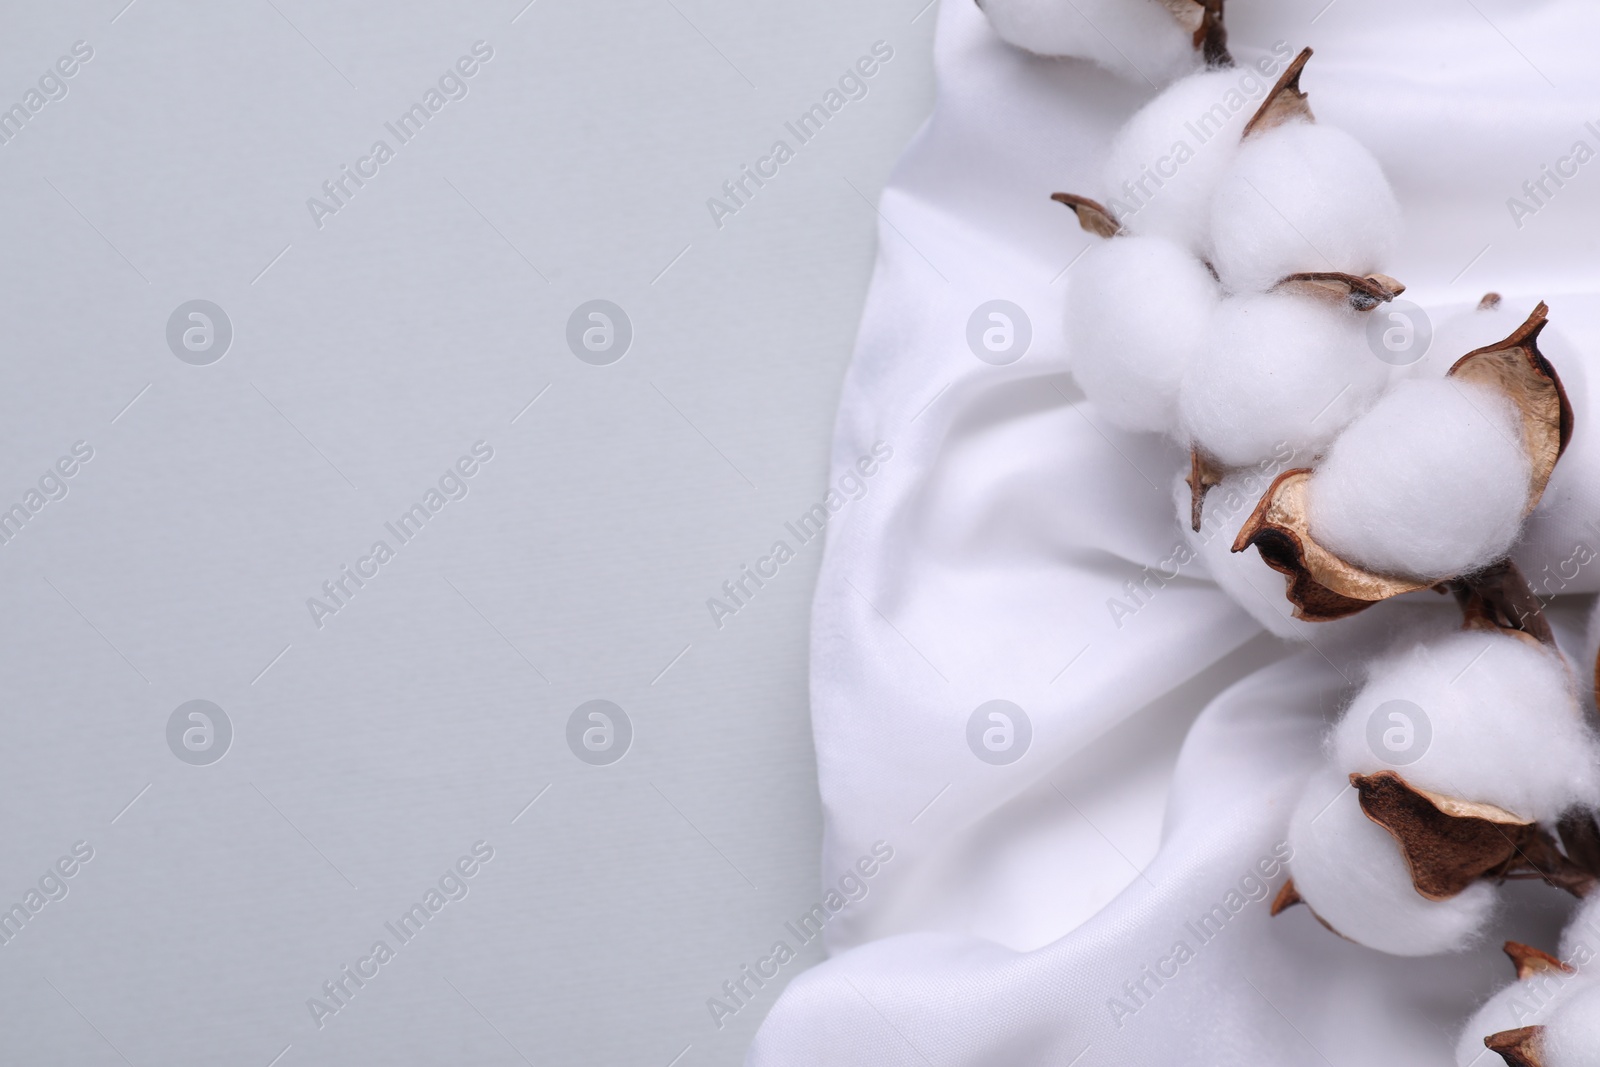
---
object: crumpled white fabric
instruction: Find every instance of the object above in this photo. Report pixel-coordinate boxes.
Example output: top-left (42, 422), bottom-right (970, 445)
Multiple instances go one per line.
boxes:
top-left (747, 2), bottom-right (1600, 1064)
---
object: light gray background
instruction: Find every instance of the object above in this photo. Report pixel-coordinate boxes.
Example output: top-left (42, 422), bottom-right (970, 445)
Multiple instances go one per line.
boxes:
top-left (0, 2), bottom-right (935, 1064)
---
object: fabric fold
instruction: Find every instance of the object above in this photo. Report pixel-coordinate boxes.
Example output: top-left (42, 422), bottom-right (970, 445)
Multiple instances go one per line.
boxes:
top-left (754, 1), bottom-right (1600, 1062)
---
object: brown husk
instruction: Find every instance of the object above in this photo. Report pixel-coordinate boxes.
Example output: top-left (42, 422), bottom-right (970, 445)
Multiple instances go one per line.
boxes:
top-left (1353, 772), bottom-right (1598, 901)
top-left (1451, 560), bottom-right (1556, 647)
top-left (1186, 448), bottom-right (1224, 532)
top-left (1503, 941), bottom-right (1573, 981)
top-left (1502, 827), bottom-right (1599, 898)
top-left (1241, 46), bottom-right (1313, 139)
top-left (1269, 878), bottom-right (1302, 915)
top-left (1275, 271), bottom-right (1405, 312)
top-left (1352, 771), bottom-right (1534, 901)
top-left (1050, 193), bottom-right (1122, 238)
top-left (1484, 1026), bottom-right (1545, 1067)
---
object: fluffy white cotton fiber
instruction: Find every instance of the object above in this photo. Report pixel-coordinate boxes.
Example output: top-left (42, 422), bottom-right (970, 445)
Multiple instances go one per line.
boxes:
top-left (1331, 630), bottom-right (1600, 824)
top-left (977, 0), bottom-right (1199, 84)
top-left (1544, 982), bottom-right (1600, 1067)
top-left (1209, 123), bottom-right (1401, 294)
top-left (1179, 292), bottom-right (1387, 466)
top-left (1454, 973), bottom-right (1590, 1066)
top-left (1560, 890), bottom-right (1600, 963)
top-left (1068, 236), bottom-right (1218, 432)
top-left (1307, 377), bottom-right (1531, 581)
top-left (1287, 766), bottom-right (1496, 956)
top-left (1102, 69), bottom-right (1256, 253)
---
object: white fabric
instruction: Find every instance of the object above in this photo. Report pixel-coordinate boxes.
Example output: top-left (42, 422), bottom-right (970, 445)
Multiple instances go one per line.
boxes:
top-left (749, 2), bottom-right (1600, 1064)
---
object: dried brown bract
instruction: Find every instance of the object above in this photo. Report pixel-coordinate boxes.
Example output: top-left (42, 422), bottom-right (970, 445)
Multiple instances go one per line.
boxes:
top-left (1186, 448), bottom-right (1224, 532)
top-left (1269, 879), bottom-right (1302, 915)
top-left (1157, 0), bottom-right (1231, 68)
top-left (1275, 271), bottom-right (1405, 313)
top-left (1503, 941), bottom-right (1574, 982)
top-left (1242, 46), bottom-right (1313, 138)
top-left (1342, 772), bottom-right (1599, 902)
top-left (1352, 771), bottom-right (1535, 901)
top-left (1049, 193), bottom-right (1122, 238)
top-left (1451, 560), bottom-right (1555, 647)
top-left (1484, 1025), bottom-right (1546, 1067)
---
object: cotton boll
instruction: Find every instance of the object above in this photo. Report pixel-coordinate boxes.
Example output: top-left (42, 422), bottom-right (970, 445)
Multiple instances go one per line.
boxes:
top-left (1102, 69), bottom-right (1264, 252)
top-left (1306, 377), bottom-right (1532, 581)
top-left (1544, 981), bottom-right (1600, 1067)
top-left (1209, 123), bottom-right (1401, 294)
top-left (1287, 766), bottom-right (1497, 956)
top-left (1376, 298), bottom-right (1597, 590)
top-left (1068, 236), bottom-right (1218, 432)
top-left (1454, 972), bottom-right (1592, 1066)
top-left (1179, 292), bottom-right (1388, 466)
top-left (1330, 629), bottom-right (1600, 824)
top-left (977, 0), bottom-right (1200, 84)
